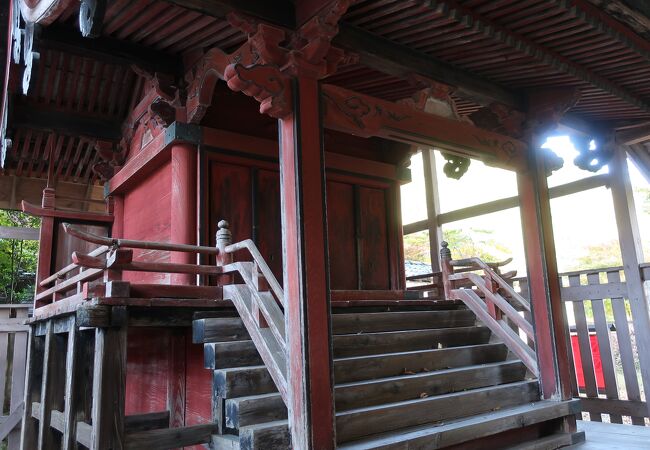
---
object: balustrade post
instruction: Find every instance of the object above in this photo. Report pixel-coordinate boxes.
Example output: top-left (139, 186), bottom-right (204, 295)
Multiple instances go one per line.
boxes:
top-left (440, 242), bottom-right (454, 299)
top-left (216, 220), bottom-right (233, 267)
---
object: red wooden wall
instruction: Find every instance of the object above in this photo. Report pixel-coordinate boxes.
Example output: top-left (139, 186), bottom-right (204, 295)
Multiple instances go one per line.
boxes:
top-left (122, 161), bottom-right (172, 284)
top-left (120, 160), bottom-right (211, 441)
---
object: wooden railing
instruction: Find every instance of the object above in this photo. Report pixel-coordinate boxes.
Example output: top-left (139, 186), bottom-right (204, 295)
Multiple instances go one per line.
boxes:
top-left (555, 266), bottom-right (649, 424)
top-left (215, 221), bottom-right (288, 403)
top-left (440, 242), bottom-right (538, 377)
top-left (37, 221), bottom-right (289, 407)
top-left (0, 303), bottom-right (29, 449)
top-left (506, 266), bottom-right (650, 424)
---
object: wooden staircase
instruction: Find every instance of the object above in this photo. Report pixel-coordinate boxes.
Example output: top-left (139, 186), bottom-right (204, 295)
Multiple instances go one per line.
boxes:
top-left (194, 303), bottom-right (580, 449)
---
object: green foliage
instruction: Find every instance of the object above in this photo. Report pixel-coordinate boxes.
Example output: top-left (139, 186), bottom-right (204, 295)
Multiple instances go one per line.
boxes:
top-left (568, 240), bottom-right (622, 271)
top-left (403, 228), bottom-right (509, 264)
top-left (403, 231), bottom-right (431, 263)
top-left (442, 228), bottom-right (510, 262)
top-left (0, 210), bottom-right (40, 303)
top-left (637, 186), bottom-right (650, 215)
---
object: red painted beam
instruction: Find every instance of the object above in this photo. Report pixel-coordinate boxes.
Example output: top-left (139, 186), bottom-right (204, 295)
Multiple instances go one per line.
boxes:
top-left (279, 77), bottom-right (335, 449)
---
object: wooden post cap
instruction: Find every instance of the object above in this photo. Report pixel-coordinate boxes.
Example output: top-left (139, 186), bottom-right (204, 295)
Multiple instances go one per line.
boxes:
top-left (216, 219), bottom-right (232, 249)
top-left (440, 241), bottom-right (451, 259)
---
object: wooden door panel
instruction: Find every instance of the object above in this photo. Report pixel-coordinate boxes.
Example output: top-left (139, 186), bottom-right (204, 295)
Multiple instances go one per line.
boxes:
top-left (358, 186), bottom-right (390, 290)
top-left (255, 169), bottom-right (283, 282)
top-left (205, 155), bottom-right (399, 290)
top-left (326, 181), bottom-right (358, 290)
top-left (208, 161), bottom-right (252, 261)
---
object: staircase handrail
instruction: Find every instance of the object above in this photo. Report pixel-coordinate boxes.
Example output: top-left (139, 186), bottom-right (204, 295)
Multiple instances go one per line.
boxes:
top-left (215, 220), bottom-right (289, 404)
top-left (440, 242), bottom-right (538, 377)
top-left (54, 223), bottom-right (290, 405)
top-left (449, 256), bottom-right (530, 312)
top-left (224, 239), bottom-right (285, 309)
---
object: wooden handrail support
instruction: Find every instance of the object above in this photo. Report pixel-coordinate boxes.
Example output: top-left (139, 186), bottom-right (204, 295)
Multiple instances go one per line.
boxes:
top-left (441, 242), bottom-right (539, 377)
top-left (40, 246), bottom-right (110, 287)
top-left (450, 257), bottom-right (530, 312)
top-left (216, 220), bottom-right (289, 405)
top-left (38, 220), bottom-right (291, 408)
top-left (62, 223), bottom-right (220, 255)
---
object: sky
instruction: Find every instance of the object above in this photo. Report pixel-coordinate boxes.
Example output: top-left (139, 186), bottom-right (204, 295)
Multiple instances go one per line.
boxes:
top-left (400, 136), bottom-right (650, 276)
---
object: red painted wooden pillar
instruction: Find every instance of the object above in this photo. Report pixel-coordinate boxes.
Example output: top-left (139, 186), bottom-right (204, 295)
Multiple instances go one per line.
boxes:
top-left (112, 195), bottom-right (124, 239)
top-left (170, 142), bottom-right (198, 286)
top-left (517, 144), bottom-right (572, 400)
top-left (279, 77), bottom-right (335, 449)
top-left (168, 141), bottom-right (196, 428)
top-left (35, 188), bottom-right (56, 297)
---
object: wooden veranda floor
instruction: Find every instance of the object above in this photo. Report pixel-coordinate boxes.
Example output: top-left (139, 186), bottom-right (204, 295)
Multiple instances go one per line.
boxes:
top-left (567, 420), bottom-right (650, 449)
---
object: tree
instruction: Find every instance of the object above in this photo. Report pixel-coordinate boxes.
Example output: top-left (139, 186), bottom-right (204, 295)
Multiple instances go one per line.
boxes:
top-left (569, 240), bottom-right (622, 271)
top-left (0, 210), bottom-right (40, 303)
top-left (403, 228), bottom-right (510, 264)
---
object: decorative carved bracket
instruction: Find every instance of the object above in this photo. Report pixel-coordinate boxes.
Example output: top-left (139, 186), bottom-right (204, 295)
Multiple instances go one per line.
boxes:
top-left (572, 133), bottom-right (613, 173)
top-left (18, 0), bottom-right (75, 25)
top-left (120, 70), bottom-right (183, 154)
top-left (79, 0), bottom-right (106, 38)
top-left (224, 64), bottom-right (292, 119)
top-left (22, 21), bottom-right (41, 95)
top-left (470, 103), bottom-right (526, 140)
top-left (524, 88), bottom-right (614, 175)
top-left (186, 1), bottom-right (353, 121)
top-left (399, 76), bottom-right (462, 121)
top-left (322, 84), bottom-right (527, 172)
top-left (526, 88), bottom-right (581, 138)
top-left (92, 140), bottom-right (125, 181)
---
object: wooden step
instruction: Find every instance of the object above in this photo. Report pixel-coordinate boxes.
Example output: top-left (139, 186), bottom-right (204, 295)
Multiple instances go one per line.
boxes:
top-left (193, 317), bottom-right (251, 343)
top-left (239, 420), bottom-right (290, 450)
top-left (220, 360), bottom-right (527, 427)
top-left (214, 365), bottom-right (275, 398)
top-left (332, 310), bottom-right (476, 334)
top-left (206, 327), bottom-right (492, 369)
top-left (211, 434), bottom-right (240, 449)
top-left (204, 341), bottom-right (262, 369)
top-left (333, 326), bottom-right (491, 358)
top-left (195, 309), bottom-right (476, 345)
top-left (213, 343), bottom-right (510, 398)
top-left (335, 360), bottom-right (528, 410)
top-left (338, 399), bottom-right (580, 449)
top-left (224, 393), bottom-right (286, 429)
top-left (334, 342), bottom-right (508, 383)
top-left (336, 380), bottom-right (540, 443)
top-left (503, 433), bottom-right (574, 450)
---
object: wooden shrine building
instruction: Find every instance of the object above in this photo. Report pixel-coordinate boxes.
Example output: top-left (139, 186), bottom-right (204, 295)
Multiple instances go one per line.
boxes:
top-left (2, 0), bottom-right (650, 448)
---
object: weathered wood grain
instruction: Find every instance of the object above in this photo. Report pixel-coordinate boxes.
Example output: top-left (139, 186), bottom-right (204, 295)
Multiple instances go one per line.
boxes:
top-left (332, 326), bottom-right (491, 358)
top-left (335, 380), bottom-right (539, 443)
top-left (335, 360), bottom-right (527, 410)
top-left (225, 393), bottom-right (287, 429)
top-left (337, 399), bottom-right (580, 450)
top-left (124, 423), bottom-right (218, 449)
top-left (239, 420), bottom-right (290, 450)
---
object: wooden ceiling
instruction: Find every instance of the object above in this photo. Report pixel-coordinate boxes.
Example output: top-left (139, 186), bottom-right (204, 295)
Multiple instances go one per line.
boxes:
top-left (3, 0), bottom-right (650, 183)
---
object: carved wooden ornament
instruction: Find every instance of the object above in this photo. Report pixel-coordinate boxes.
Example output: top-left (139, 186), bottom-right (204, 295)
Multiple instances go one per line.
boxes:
top-left (18, 0), bottom-right (76, 24)
top-left (79, 0), bottom-right (106, 38)
top-left (186, 2), bottom-right (353, 122)
top-left (322, 84), bottom-right (527, 171)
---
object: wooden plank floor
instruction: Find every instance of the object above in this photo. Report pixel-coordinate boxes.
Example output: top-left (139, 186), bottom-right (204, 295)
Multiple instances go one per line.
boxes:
top-left (568, 420), bottom-right (650, 449)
